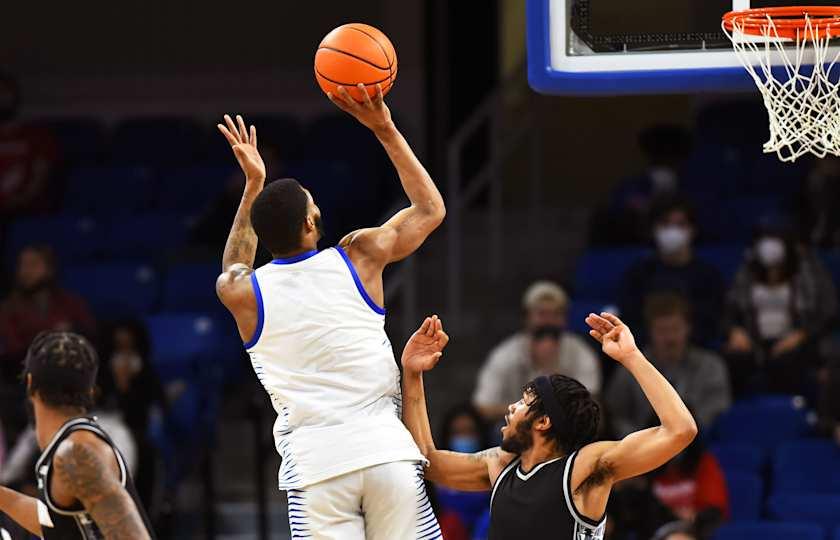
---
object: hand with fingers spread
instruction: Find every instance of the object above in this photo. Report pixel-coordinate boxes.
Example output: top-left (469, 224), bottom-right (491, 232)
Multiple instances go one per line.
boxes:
top-left (327, 83), bottom-right (393, 134)
top-left (401, 315), bottom-right (449, 374)
top-left (217, 114), bottom-right (266, 185)
top-left (586, 312), bottom-right (640, 364)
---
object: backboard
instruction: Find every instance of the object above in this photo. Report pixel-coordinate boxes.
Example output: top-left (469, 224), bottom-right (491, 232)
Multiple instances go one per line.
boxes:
top-left (527, 0), bottom-right (840, 95)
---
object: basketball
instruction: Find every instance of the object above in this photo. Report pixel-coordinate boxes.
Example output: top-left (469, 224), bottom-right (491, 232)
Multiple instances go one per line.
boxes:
top-left (314, 23), bottom-right (398, 102)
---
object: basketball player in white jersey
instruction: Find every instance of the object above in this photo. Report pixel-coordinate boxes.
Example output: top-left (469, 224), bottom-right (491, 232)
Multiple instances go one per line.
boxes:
top-left (400, 314), bottom-right (697, 539)
top-left (215, 84), bottom-right (445, 539)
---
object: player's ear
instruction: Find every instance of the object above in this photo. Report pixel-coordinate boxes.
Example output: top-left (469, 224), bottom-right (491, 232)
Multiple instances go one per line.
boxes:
top-left (304, 216), bottom-right (315, 232)
top-left (535, 414), bottom-right (552, 433)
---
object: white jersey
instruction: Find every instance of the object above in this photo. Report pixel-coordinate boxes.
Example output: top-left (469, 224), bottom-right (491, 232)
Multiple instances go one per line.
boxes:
top-left (245, 247), bottom-right (424, 489)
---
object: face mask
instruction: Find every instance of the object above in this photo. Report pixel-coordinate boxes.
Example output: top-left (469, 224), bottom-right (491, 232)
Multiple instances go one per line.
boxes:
top-left (111, 352), bottom-right (142, 375)
top-left (449, 435), bottom-right (480, 454)
top-left (655, 225), bottom-right (690, 255)
top-left (756, 237), bottom-right (786, 267)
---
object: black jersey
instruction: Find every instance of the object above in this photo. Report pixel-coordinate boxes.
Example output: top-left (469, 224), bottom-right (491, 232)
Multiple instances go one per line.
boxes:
top-left (488, 451), bottom-right (606, 540)
top-left (35, 417), bottom-right (155, 540)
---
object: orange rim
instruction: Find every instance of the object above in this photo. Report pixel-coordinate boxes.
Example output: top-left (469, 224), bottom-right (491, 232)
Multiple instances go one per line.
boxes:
top-left (723, 6), bottom-right (840, 40)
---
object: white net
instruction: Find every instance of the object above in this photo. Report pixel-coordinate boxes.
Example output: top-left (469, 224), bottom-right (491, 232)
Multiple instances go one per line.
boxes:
top-left (723, 13), bottom-right (840, 162)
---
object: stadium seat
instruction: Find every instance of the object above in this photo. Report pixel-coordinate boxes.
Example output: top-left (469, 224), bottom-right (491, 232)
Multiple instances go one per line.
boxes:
top-left (155, 164), bottom-right (235, 215)
top-left (111, 117), bottom-right (205, 165)
top-left (711, 443), bottom-right (766, 474)
top-left (104, 214), bottom-right (190, 260)
top-left (713, 521), bottom-right (825, 540)
top-left (62, 165), bottom-right (157, 215)
top-left (834, 526), bottom-right (840, 540)
top-left (695, 245), bottom-right (746, 285)
top-left (572, 247), bottom-right (651, 304)
top-left (772, 440), bottom-right (840, 495)
top-left (5, 215), bottom-right (104, 264)
top-left (35, 117), bottom-right (107, 164)
top-left (145, 313), bottom-right (223, 380)
top-left (723, 470), bottom-right (763, 521)
top-left (160, 263), bottom-right (224, 313)
top-left (767, 493), bottom-right (840, 530)
top-left (710, 395), bottom-right (812, 451)
top-left (62, 262), bottom-right (160, 317)
top-left (820, 251), bottom-right (840, 297)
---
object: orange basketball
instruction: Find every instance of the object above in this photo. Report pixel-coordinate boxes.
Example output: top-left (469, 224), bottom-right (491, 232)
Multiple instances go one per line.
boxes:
top-left (314, 23), bottom-right (398, 102)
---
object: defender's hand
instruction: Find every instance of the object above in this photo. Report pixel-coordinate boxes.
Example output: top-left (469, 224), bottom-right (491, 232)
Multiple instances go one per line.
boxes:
top-left (401, 315), bottom-right (449, 374)
top-left (586, 312), bottom-right (640, 364)
top-left (218, 114), bottom-right (266, 183)
top-left (328, 84), bottom-right (393, 134)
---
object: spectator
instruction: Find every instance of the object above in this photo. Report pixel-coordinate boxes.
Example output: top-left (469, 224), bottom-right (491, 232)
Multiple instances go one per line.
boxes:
top-left (724, 220), bottom-right (837, 397)
top-left (434, 404), bottom-right (491, 534)
top-left (618, 196), bottom-right (725, 347)
top-left (473, 281), bottom-right (601, 422)
top-left (0, 245), bottom-right (96, 438)
top-left (0, 72), bottom-right (59, 217)
top-left (606, 292), bottom-right (731, 437)
top-left (651, 521), bottom-right (698, 540)
top-left (650, 436), bottom-right (729, 533)
top-left (591, 124), bottom-right (692, 245)
top-left (99, 319), bottom-right (167, 509)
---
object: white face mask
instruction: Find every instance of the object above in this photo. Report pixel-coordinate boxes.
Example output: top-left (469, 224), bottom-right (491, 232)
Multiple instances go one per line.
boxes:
top-left (756, 238), bottom-right (786, 267)
top-left (655, 225), bottom-right (690, 255)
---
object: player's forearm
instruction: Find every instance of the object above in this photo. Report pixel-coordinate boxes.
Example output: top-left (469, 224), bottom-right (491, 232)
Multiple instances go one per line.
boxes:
top-left (0, 486), bottom-right (43, 537)
top-left (374, 123), bottom-right (445, 219)
top-left (221, 185), bottom-right (263, 272)
top-left (622, 351), bottom-right (697, 438)
top-left (401, 370), bottom-right (437, 456)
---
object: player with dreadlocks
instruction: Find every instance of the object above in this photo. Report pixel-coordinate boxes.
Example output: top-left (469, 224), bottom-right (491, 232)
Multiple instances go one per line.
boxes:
top-left (0, 332), bottom-right (154, 539)
top-left (400, 313), bottom-right (697, 539)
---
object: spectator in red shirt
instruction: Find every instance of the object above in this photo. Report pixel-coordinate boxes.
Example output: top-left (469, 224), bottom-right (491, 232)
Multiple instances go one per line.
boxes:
top-left (651, 435), bottom-right (729, 538)
top-left (0, 245), bottom-right (96, 380)
top-left (0, 73), bottom-right (59, 217)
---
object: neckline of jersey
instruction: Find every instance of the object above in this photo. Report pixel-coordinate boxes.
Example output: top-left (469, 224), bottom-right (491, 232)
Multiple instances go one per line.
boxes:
top-left (272, 250), bottom-right (319, 265)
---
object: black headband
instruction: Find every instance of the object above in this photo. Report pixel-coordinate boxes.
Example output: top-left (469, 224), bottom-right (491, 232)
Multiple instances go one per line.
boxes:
top-left (533, 375), bottom-right (563, 437)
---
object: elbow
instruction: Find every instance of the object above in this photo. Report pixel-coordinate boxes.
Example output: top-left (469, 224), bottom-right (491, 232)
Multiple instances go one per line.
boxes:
top-left (427, 202), bottom-right (446, 227)
top-left (674, 417), bottom-right (698, 447)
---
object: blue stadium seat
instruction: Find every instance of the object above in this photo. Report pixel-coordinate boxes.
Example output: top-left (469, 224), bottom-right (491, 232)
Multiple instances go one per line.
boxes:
top-left (111, 117), bottom-right (205, 165)
top-left (35, 117), bottom-right (107, 164)
top-left (160, 263), bottom-right (223, 313)
top-left (713, 521), bottom-right (825, 540)
top-left (834, 526), bottom-right (840, 540)
top-left (773, 440), bottom-right (840, 495)
top-left (710, 395), bottom-right (812, 451)
top-left (62, 262), bottom-right (160, 317)
top-left (155, 165), bottom-right (235, 215)
top-left (145, 313), bottom-right (222, 381)
top-left (63, 165), bottom-right (156, 215)
top-left (711, 443), bottom-right (766, 474)
top-left (568, 300), bottom-right (616, 335)
top-left (303, 114), bottom-right (381, 165)
top-left (820, 251), bottom-right (840, 296)
top-left (723, 470), bottom-right (763, 521)
top-left (767, 493), bottom-right (840, 530)
top-left (5, 215), bottom-right (104, 264)
top-left (572, 248), bottom-right (651, 303)
top-left (105, 214), bottom-right (190, 260)
top-left (695, 245), bottom-right (747, 285)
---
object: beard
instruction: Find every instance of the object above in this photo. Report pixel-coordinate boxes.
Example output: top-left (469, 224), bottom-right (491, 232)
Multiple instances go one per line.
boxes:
top-left (500, 416), bottom-right (535, 454)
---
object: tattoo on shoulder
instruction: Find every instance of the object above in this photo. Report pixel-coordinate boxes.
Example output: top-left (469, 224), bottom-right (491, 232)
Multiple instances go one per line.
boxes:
top-left (574, 458), bottom-right (615, 495)
top-left (53, 440), bottom-right (149, 539)
top-left (469, 447), bottom-right (499, 463)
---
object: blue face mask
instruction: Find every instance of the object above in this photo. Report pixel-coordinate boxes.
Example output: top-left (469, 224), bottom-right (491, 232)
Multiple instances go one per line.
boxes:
top-left (449, 435), bottom-right (481, 454)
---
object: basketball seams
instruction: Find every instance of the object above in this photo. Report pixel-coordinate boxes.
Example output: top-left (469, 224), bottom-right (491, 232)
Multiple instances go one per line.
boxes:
top-left (344, 25), bottom-right (395, 70)
top-left (317, 45), bottom-right (390, 71)
top-left (315, 68), bottom-right (392, 87)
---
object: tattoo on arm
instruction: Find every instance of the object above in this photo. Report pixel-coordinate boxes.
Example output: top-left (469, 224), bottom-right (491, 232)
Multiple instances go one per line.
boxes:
top-left (53, 440), bottom-right (150, 540)
top-left (468, 448), bottom-right (499, 464)
top-left (222, 198), bottom-right (259, 271)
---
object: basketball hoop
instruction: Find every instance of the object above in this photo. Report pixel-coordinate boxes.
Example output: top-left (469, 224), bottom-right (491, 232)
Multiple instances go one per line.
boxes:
top-left (722, 7), bottom-right (840, 162)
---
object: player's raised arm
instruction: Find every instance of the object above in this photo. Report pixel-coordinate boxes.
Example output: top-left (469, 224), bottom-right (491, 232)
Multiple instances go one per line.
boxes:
top-left (52, 433), bottom-right (151, 540)
top-left (330, 84), bottom-right (445, 264)
top-left (574, 313), bottom-right (697, 488)
top-left (0, 487), bottom-right (42, 537)
top-left (401, 316), bottom-right (514, 492)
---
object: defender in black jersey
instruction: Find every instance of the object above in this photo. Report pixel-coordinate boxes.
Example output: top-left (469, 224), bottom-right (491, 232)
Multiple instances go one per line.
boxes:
top-left (0, 332), bottom-right (154, 539)
top-left (401, 313), bottom-right (697, 539)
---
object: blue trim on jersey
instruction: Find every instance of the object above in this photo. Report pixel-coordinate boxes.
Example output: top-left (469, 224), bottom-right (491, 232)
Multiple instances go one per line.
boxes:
top-left (243, 272), bottom-right (265, 349)
top-left (272, 250), bottom-right (319, 265)
top-left (333, 246), bottom-right (387, 315)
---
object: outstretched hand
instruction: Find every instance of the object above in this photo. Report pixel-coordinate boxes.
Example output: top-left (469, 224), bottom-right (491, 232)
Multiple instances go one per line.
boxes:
top-left (401, 315), bottom-right (449, 374)
top-left (217, 114), bottom-right (266, 184)
top-left (586, 312), bottom-right (640, 364)
top-left (328, 84), bottom-right (393, 134)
